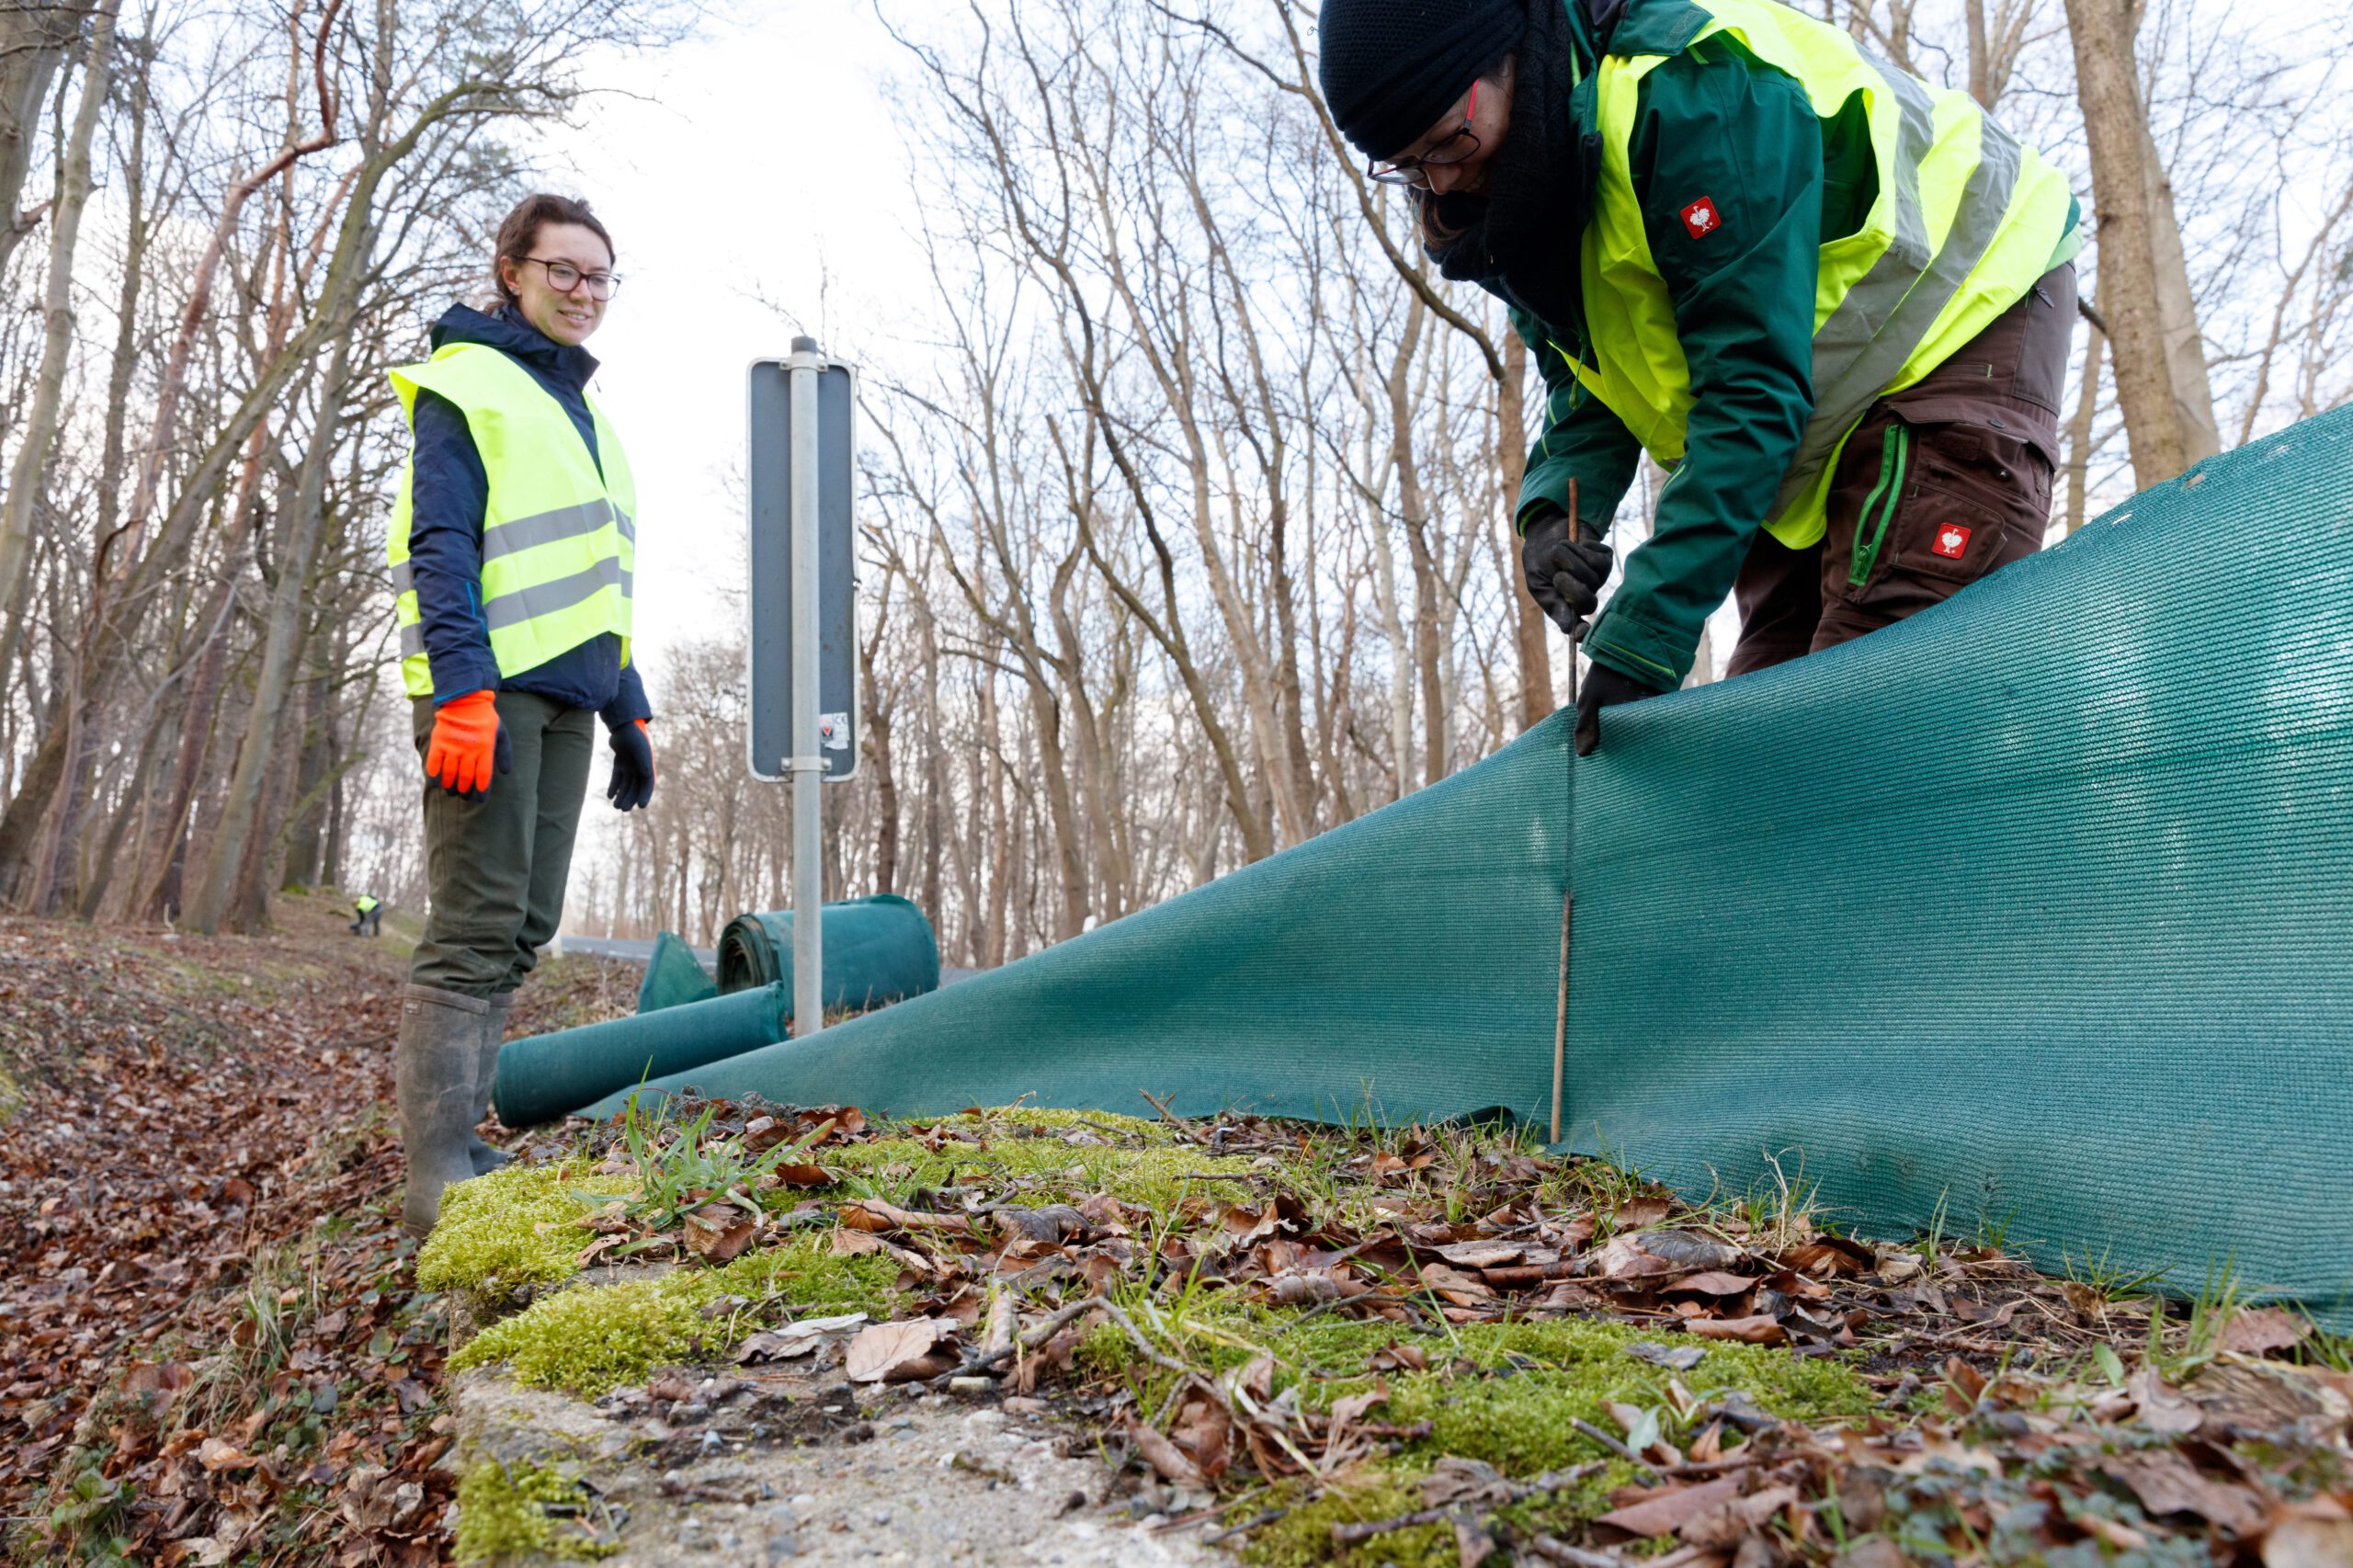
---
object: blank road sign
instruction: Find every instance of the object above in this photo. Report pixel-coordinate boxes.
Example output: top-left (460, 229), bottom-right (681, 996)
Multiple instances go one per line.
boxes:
top-left (746, 356), bottom-right (858, 782)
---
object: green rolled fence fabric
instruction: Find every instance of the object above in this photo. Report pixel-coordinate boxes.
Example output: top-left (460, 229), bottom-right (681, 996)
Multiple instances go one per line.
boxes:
top-left (637, 931), bottom-right (720, 1014)
top-left (494, 983), bottom-right (790, 1127)
top-left (716, 894), bottom-right (942, 1012)
top-left (586, 739), bottom-right (1569, 1126)
top-left (584, 407), bottom-right (2353, 1324)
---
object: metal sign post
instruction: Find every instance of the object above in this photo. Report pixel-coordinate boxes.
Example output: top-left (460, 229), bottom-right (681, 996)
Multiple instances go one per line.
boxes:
top-left (747, 336), bottom-right (859, 1040)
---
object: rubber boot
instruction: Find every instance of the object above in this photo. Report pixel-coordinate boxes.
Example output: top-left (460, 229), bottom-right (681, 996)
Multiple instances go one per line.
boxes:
top-left (398, 983), bottom-right (491, 1238)
top-left (469, 994), bottom-right (515, 1176)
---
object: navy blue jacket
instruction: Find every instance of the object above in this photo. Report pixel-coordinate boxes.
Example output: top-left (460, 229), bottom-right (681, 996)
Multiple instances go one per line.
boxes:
top-left (404, 303), bottom-right (652, 726)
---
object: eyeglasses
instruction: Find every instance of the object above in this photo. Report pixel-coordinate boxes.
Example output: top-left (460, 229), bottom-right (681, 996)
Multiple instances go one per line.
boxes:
top-left (520, 256), bottom-right (621, 300)
top-left (1368, 81), bottom-right (1483, 187)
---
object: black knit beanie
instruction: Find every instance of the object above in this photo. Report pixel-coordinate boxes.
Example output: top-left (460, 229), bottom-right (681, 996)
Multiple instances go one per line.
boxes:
top-left (1317, 0), bottom-right (1530, 163)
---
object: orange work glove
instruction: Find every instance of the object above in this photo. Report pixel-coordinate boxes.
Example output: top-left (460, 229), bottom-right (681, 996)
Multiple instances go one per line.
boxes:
top-left (424, 689), bottom-right (511, 798)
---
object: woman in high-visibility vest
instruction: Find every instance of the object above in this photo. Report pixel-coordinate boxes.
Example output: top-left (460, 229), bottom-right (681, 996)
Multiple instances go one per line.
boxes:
top-left (386, 192), bottom-right (656, 1236)
top-left (1317, 0), bottom-right (2080, 755)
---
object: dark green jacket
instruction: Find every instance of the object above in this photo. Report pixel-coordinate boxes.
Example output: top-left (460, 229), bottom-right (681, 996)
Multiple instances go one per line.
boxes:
top-left (1506, 0), bottom-right (2072, 688)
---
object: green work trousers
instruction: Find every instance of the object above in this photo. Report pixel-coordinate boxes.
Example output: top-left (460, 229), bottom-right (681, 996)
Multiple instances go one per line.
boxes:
top-left (408, 689), bottom-right (596, 997)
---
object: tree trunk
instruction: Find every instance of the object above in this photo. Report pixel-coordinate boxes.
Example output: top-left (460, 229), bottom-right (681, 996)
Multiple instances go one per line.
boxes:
top-left (0, 0), bottom-right (116, 617)
top-left (184, 331), bottom-right (355, 932)
top-left (2065, 0), bottom-right (2213, 488)
top-left (0, 3), bottom-right (88, 279)
top-left (1497, 330), bottom-right (1553, 727)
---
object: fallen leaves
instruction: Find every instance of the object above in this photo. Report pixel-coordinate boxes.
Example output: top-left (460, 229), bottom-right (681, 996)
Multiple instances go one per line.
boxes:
top-left (844, 1317), bottom-right (961, 1383)
top-left (2099, 1447), bottom-right (2268, 1535)
top-left (0, 914), bottom-right (479, 1566)
top-left (1682, 1314), bottom-right (1788, 1346)
top-left (733, 1312), bottom-right (870, 1365)
top-left (680, 1201), bottom-right (757, 1263)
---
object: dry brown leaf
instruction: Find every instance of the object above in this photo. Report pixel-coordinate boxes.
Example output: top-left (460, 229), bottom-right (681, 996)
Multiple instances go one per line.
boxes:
top-left (1613, 1197), bottom-right (1673, 1228)
top-left (839, 1199), bottom-right (967, 1233)
top-left (734, 1312), bottom-right (870, 1365)
top-left (1434, 1240), bottom-right (1526, 1269)
top-left (1597, 1474), bottom-right (1746, 1538)
top-left (2127, 1369), bottom-right (2206, 1435)
top-left (1262, 1270), bottom-right (1344, 1305)
top-left (1128, 1418), bottom-right (1206, 1489)
top-left (1324, 1380), bottom-right (1389, 1457)
top-left (845, 1317), bottom-right (960, 1383)
top-left (1667, 1271), bottom-right (1759, 1297)
top-left (1170, 1396), bottom-right (1232, 1483)
top-left (1421, 1457), bottom-right (1514, 1509)
top-left (682, 1202), bottom-right (756, 1263)
top-left (1451, 1513), bottom-right (1499, 1568)
top-left (2260, 1500), bottom-right (2353, 1568)
top-left (2218, 1307), bottom-right (2312, 1358)
top-left (196, 1437), bottom-right (256, 1472)
top-left (830, 1225), bottom-right (884, 1257)
top-left (1685, 1315), bottom-right (1788, 1346)
top-left (770, 1164), bottom-right (831, 1187)
top-left (1418, 1262), bottom-right (1493, 1304)
top-left (1682, 1483), bottom-right (1798, 1547)
top-left (1596, 1230), bottom-right (1744, 1279)
top-left (2099, 1449), bottom-right (2268, 1536)
top-left (1782, 1237), bottom-right (1874, 1276)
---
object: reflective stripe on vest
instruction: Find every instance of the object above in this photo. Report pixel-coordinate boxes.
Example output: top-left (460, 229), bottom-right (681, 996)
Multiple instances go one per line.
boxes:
top-left (1573, 0), bottom-right (2076, 548)
top-left (384, 343), bottom-right (638, 699)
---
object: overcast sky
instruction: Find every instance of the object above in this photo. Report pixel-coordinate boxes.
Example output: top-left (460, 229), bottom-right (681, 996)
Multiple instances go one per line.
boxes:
top-left (543, 3), bottom-right (924, 680)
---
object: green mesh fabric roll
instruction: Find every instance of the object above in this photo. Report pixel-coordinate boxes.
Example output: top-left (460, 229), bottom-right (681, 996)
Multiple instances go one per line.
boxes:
top-left (588, 738), bottom-right (1571, 1126)
top-left (580, 407), bottom-right (2353, 1324)
top-left (494, 983), bottom-right (789, 1127)
top-left (636, 930), bottom-right (720, 1013)
top-left (715, 894), bottom-right (942, 1013)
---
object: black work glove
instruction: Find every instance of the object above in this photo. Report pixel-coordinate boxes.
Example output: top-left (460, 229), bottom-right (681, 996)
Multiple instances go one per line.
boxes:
top-left (606, 719), bottom-right (655, 812)
top-left (1574, 663), bottom-right (1669, 757)
top-left (1520, 506), bottom-right (1614, 638)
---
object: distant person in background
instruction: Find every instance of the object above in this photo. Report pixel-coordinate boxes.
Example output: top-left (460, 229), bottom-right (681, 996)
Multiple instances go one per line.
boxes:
top-left (349, 893), bottom-right (383, 937)
top-left (386, 192), bottom-right (659, 1237)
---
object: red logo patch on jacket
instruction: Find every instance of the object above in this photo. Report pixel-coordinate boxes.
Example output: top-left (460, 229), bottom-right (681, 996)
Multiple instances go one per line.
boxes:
top-left (1931, 523), bottom-right (1972, 560)
top-left (1679, 197), bottom-right (1722, 238)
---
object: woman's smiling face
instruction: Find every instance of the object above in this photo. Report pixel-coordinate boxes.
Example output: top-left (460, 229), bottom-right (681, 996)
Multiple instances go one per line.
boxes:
top-left (499, 221), bottom-right (613, 346)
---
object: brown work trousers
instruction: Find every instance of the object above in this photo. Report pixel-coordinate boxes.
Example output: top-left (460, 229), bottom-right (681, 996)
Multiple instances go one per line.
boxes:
top-left (1725, 263), bottom-right (2076, 676)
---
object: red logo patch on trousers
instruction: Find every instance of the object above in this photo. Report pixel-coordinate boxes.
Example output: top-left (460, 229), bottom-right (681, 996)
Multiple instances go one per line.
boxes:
top-left (1679, 197), bottom-right (1722, 238)
top-left (1931, 523), bottom-right (1972, 560)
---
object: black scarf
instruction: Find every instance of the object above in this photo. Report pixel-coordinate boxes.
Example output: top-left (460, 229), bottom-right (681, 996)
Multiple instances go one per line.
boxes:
top-left (1425, 0), bottom-right (1596, 335)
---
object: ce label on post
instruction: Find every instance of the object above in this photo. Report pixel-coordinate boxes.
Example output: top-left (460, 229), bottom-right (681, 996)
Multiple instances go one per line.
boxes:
top-left (746, 337), bottom-right (858, 1039)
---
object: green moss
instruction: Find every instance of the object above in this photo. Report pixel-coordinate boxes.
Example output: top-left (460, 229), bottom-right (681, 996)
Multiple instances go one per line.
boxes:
top-left (1245, 1466), bottom-right (1449, 1568)
top-left (1087, 1305), bottom-right (1869, 1485)
top-left (453, 1459), bottom-right (618, 1562)
top-left (828, 1131), bottom-right (1256, 1210)
top-left (448, 1234), bottom-right (900, 1396)
top-left (418, 1162), bottom-right (622, 1300)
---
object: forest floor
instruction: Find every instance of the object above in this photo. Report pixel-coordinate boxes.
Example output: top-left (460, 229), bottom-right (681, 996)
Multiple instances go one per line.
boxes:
top-left (0, 898), bottom-right (636, 1566)
top-left (4, 913), bottom-right (2350, 1568)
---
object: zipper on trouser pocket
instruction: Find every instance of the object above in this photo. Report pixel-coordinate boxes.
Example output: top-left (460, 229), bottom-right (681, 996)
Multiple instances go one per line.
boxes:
top-left (1848, 423), bottom-right (1911, 588)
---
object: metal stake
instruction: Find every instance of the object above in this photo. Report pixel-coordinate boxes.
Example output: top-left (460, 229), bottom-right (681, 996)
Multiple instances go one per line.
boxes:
top-left (786, 335), bottom-right (825, 1038)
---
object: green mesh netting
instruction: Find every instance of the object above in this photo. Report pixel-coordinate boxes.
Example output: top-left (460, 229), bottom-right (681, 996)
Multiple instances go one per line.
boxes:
top-left (494, 983), bottom-right (789, 1128)
top-left (715, 894), bottom-right (942, 1008)
top-left (577, 409), bottom-right (2353, 1321)
top-left (637, 930), bottom-right (720, 1013)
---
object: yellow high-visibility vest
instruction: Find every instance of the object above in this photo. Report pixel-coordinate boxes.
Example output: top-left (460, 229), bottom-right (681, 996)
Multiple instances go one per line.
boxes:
top-left (385, 343), bottom-right (637, 699)
top-left (1570, 0), bottom-right (2078, 548)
